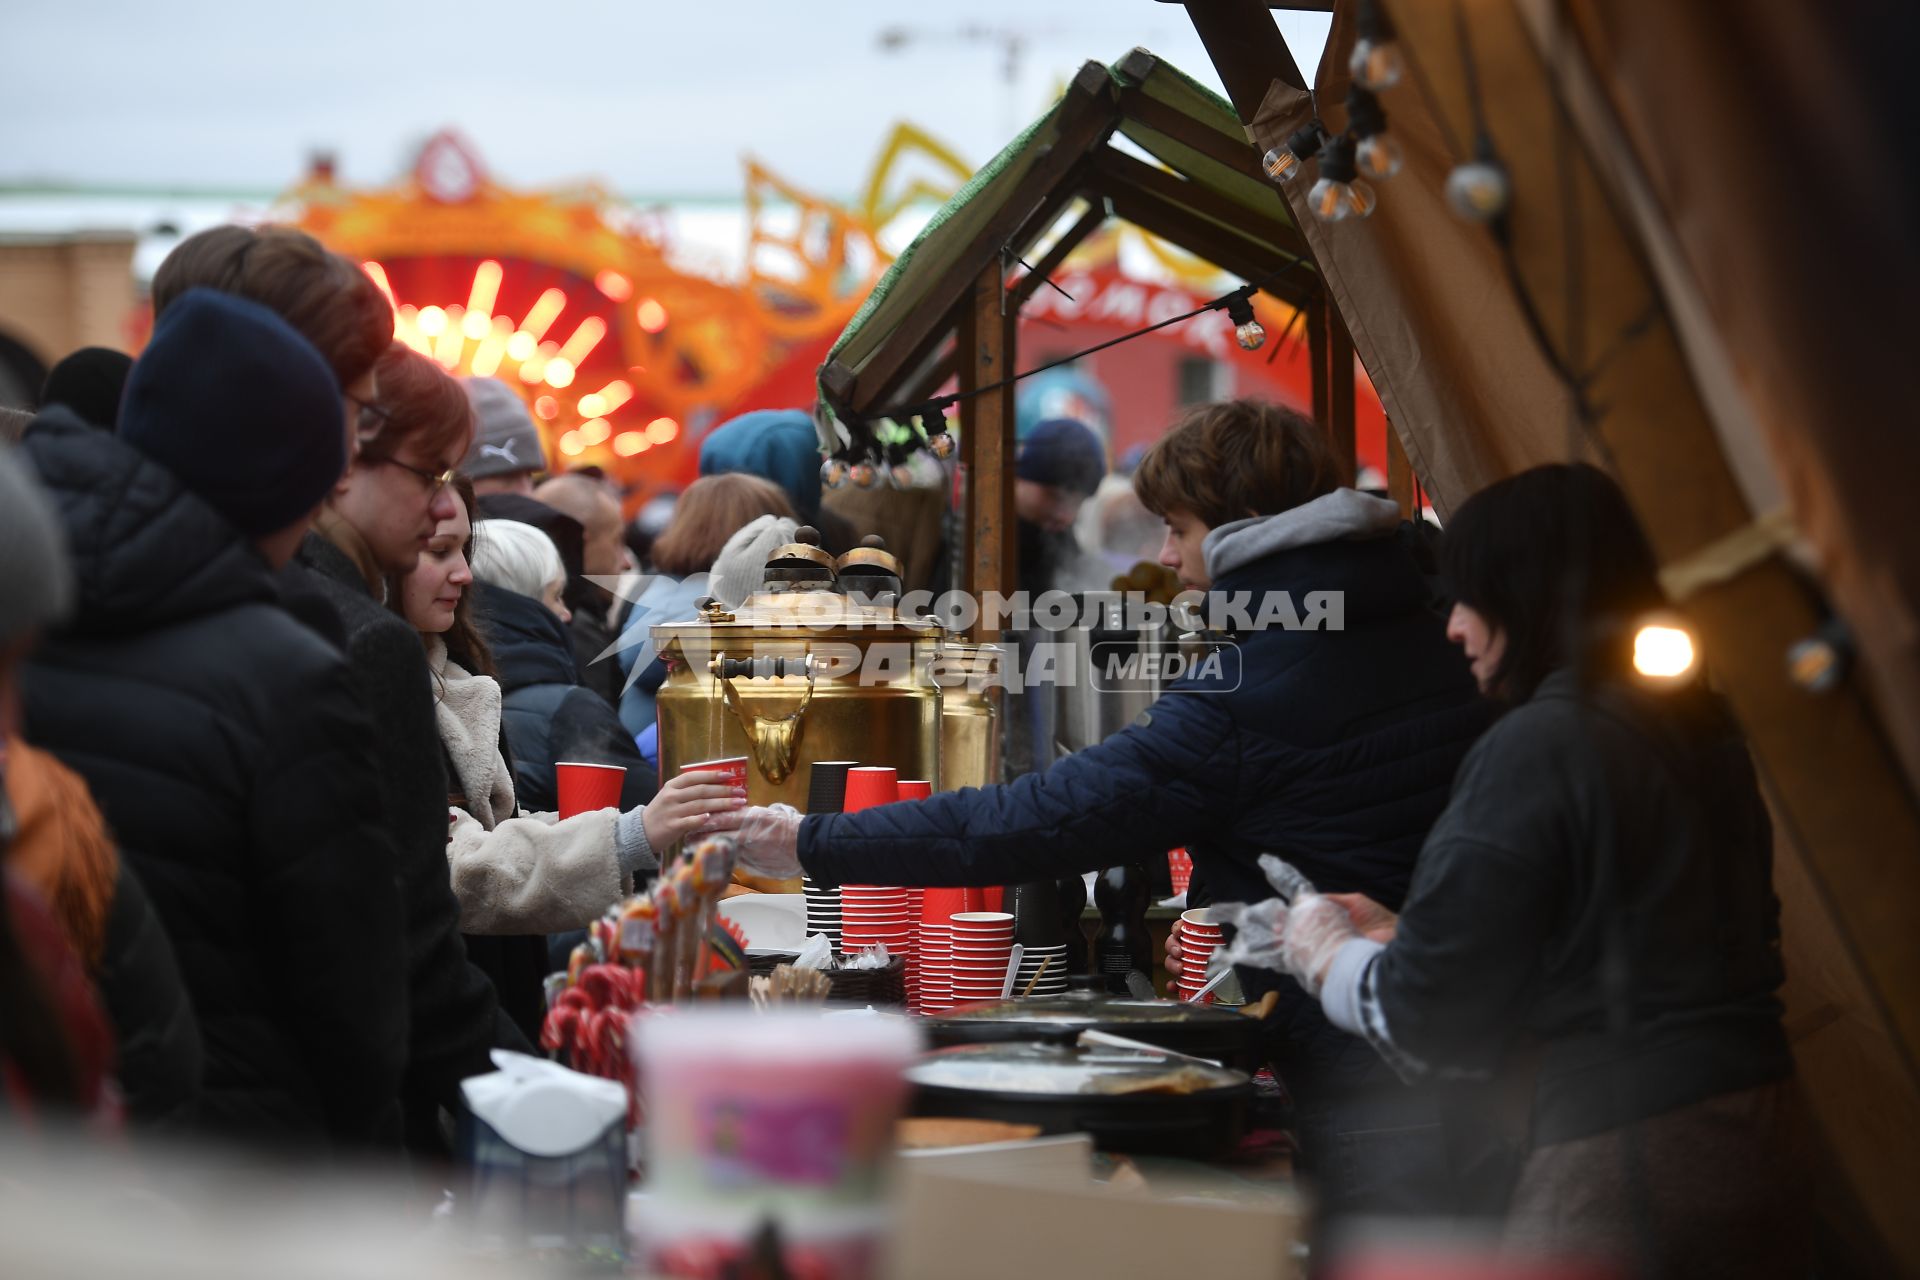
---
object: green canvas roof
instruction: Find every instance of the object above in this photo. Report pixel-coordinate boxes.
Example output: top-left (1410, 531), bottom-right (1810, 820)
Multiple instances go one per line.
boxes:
top-left (819, 48), bottom-right (1319, 424)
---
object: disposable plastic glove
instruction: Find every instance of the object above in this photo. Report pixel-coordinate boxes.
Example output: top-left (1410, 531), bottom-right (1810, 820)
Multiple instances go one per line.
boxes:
top-left (731, 803), bottom-right (804, 882)
top-left (1211, 892), bottom-right (1361, 998)
top-left (1275, 894), bottom-right (1362, 997)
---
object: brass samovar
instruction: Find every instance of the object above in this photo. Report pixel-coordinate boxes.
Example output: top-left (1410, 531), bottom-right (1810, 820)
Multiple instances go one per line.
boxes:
top-left (652, 529), bottom-right (944, 810)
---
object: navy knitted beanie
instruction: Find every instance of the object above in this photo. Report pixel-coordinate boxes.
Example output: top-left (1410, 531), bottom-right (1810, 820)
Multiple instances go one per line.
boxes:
top-left (119, 287), bottom-right (345, 537)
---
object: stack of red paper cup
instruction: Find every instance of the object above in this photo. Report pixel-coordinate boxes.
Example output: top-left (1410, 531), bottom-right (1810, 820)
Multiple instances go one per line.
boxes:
top-left (896, 780), bottom-right (932, 1010)
top-left (838, 768), bottom-right (913, 981)
top-left (1176, 907), bottom-right (1225, 1004)
top-left (948, 911), bottom-right (1016, 1006)
top-left (914, 888), bottom-right (968, 1014)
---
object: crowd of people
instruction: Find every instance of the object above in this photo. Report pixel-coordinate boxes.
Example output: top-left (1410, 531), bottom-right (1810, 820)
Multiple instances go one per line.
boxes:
top-left (2, 223), bottom-right (1805, 1274)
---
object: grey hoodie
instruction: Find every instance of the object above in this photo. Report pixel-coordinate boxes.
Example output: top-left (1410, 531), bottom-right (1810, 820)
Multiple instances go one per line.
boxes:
top-left (1202, 488), bottom-right (1404, 582)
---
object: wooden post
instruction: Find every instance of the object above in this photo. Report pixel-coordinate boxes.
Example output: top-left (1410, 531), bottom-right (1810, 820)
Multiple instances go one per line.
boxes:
top-left (1307, 293), bottom-right (1330, 437)
top-left (959, 260), bottom-right (1018, 639)
top-left (1327, 304), bottom-right (1357, 485)
top-left (1386, 423), bottom-right (1416, 518)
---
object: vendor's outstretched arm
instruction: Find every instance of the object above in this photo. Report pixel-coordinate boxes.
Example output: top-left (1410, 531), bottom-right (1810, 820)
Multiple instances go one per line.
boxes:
top-left (796, 691), bottom-right (1235, 887)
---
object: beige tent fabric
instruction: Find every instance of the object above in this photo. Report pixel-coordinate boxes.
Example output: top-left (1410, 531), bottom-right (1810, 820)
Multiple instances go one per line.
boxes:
top-left (1539, 0), bottom-right (1920, 813)
top-left (1241, 2), bottom-right (1920, 1268)
top-left (1246, 5), bottom-right (1581, 518)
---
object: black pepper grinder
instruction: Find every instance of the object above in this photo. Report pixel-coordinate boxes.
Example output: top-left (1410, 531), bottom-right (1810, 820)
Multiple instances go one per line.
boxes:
top-left (1092, 863), bottom-right (1152, 994)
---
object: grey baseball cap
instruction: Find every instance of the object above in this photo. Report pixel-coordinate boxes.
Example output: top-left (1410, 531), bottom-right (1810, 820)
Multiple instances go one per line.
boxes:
top-left (459, 376), bottom-right (549, 479)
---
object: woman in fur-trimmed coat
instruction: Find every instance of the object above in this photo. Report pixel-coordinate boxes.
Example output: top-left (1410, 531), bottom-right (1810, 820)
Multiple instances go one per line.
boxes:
top-left (391, 481), bottom-right (744, 1035)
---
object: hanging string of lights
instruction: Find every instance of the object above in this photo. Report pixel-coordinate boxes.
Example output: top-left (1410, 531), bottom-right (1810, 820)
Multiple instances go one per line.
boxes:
top-left (822, 258), bottom-right (1311, 491)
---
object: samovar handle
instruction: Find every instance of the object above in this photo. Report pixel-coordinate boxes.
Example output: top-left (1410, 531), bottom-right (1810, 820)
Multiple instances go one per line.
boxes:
top-left (709, 651), bottom-right (815, 785)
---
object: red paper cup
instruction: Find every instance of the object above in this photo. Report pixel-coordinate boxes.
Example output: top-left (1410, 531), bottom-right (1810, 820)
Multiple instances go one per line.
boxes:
top-left (897, 779), bottom-right (933, 801)
top-left (681, 755), bottom-right (749, 791)
top-left (951, 912), bottom-right (1013, 928)
top-left (843, 767), bottom-right (898, 813)
top-left (556, 761), bottom-right (626, 818)
top-left (921, 887), bottom-right (969, 924)
top-left (1168, 848), bottom-right (1193, 896)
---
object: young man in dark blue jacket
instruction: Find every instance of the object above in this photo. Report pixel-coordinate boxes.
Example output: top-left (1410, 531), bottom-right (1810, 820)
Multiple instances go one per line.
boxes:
top-left (736, 399), bottom-right (1490, 1221)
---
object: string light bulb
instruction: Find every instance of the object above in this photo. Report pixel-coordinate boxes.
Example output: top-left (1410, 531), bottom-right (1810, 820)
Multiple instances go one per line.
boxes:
top-left (1308, 136), bottom-right (1377, 223)
top-left (1448, 133), bottom-right (1511, 223)
top-left (1349, 0), bottom-right (1405, 91)
top-left (849, 459), bottom-right (880, 489)
top-left (919, 415), bottom-right (957, 460)
top-left (1346, 86), bottom-right (1403, 181)
top-left (1222, 288), bottom-right (1266, 351)
top-left (820, 457), bottom-right (851, 490)
top-left (1631, 614), bottom-right (1698, 684)
top-left (1262, 123), bottom-right (1326, 185)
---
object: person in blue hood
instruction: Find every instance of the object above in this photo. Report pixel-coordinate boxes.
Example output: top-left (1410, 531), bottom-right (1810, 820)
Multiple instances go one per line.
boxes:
top-left (698, 409), bottom-right (857, 554)
top-left (730, 399), bottom-right (1493, 1229)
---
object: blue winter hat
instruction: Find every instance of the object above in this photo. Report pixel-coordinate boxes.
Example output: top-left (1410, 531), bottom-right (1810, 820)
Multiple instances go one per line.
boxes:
top-left (699, 409), bottom-right (821, 522)
top-left (1016, 417), bottom-right (1106, 496)
top-left (119, 287), bottom-right (345, 537)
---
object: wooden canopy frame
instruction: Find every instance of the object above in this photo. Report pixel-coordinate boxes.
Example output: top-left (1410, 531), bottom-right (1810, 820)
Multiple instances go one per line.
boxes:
top-left (817, 49), bottom-right (1356, 634)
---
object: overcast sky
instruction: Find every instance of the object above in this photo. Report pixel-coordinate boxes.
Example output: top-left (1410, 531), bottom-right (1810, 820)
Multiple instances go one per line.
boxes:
top-left (2, 1), bottom-right (1329, 198)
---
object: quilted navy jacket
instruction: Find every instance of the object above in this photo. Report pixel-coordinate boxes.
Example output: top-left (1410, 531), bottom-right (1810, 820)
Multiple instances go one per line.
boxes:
top-left (800, 491), bottom-right (1490, 1094)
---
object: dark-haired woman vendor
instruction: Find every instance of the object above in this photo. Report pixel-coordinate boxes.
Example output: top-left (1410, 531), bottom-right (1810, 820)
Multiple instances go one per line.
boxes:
top-left (1262, 464), bottom-right (1807, 1276)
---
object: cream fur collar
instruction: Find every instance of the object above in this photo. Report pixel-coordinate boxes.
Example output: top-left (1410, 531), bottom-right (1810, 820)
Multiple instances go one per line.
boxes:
top-left (427, 636), bottom-right (517, 829)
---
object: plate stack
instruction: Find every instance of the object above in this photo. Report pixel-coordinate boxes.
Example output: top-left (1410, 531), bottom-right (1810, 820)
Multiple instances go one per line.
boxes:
top-left (1176, 907), bottom-right (1225, 1005)
top-left (948, 911), bottom-right (1015, 1006)
top-left (1010, 943), bottom-right (1069, 999)
top-left (801, 761), bottom-right (857, 956)
top-left (801, 876), bottom-right (842, 954)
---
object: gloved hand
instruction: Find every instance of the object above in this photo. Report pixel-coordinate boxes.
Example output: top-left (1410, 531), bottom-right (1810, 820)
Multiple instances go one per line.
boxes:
top-left (1276, 895), bottom-right (1361, 997)
top-left (1212, 892), bottom-right (1361, 998)
top-left (731, 803), bottom-right (804, 882)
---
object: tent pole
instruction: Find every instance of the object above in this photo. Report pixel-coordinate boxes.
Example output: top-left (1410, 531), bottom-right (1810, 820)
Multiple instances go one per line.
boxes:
top-left (959, 260), bottom-right (1019, 640)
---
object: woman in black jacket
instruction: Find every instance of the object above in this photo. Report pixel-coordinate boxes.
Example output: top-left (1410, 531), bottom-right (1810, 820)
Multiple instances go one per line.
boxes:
top-left (1248, 464), bottom-right (1805, 1275)
top-left (19, 291), bottom-right (408, 1153)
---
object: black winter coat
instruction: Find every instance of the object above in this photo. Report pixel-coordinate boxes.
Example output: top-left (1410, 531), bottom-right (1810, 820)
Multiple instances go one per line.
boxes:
top-left (20, 411), bottom-right (407, 1148)
top-left (800, 530), bottom-right (1489, 1095)
top-left (1365, 671), bottom-right (1792, 1146)
top-left (475, 582), bottom-right (656, 815)
top-left (284, 530), bottom-right (527, 1156)
top-left (96, 860), bottom-right (202, 1128)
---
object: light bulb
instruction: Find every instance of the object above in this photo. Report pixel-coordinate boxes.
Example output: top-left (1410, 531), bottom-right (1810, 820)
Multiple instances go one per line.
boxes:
top-left (1309, 176), bottom-right (1376, 223)
top-left (1446, 161), bottom-right (1511, 221)
top-left (1263, 147), bottom-right (1303, 184)
top-left (1349, 38), bottom-right (1404, 91)
top-left (1356, 133), bottom-right (1403, 180)
top-left (849, 460), bottom-right (879, 489)
top-left (1235, 319), bottom-right (1267, 351)
top-left (926, 431), bottom-right (955, 460)
top-left (820, 458), bottom-right (851, 489)
top-left (1261, 123), bottom-right (1325, 187)
top-left (1632, 622), bottom-right (1697, 682)
top-left (889, 461), bottom-right (918, 489)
